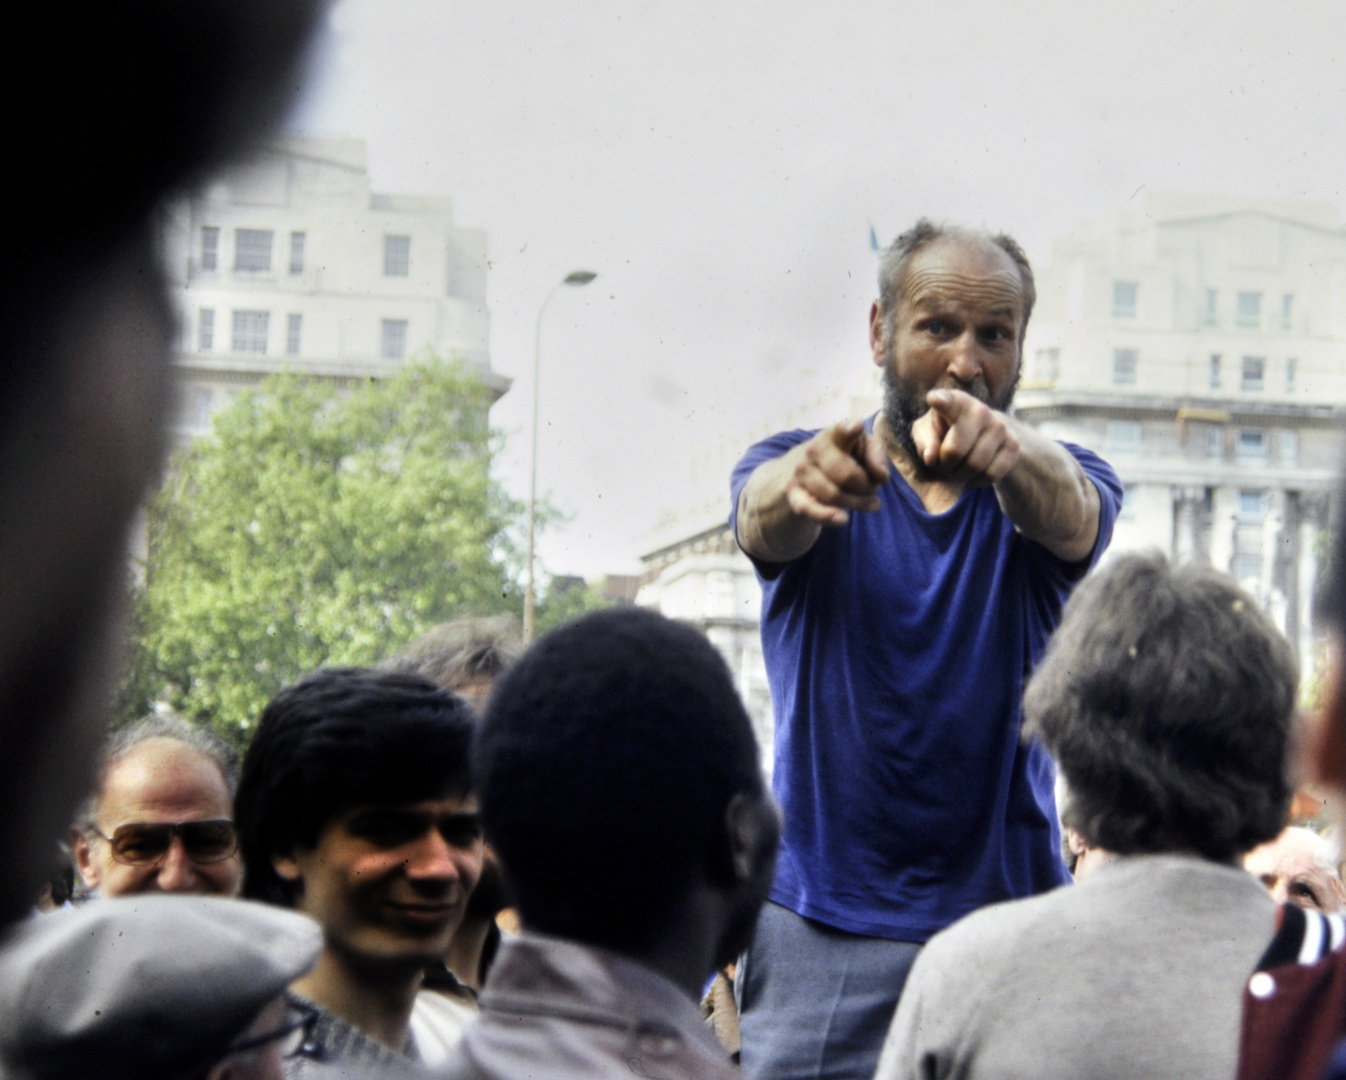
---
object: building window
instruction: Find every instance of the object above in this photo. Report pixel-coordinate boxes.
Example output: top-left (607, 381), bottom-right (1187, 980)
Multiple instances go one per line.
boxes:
top-left (1033, 348), bottom-right (1060, 384)
top-left (198, 308), bottom-right (214, 351)
top-left (1236, 429), bottom-right (1267, 462)
top-left (384, 235), bottom-right (411, 277)
top-left (1112, 349), bottom-right (1138, 386)
top-left (1235, 553), bottom-right (1263, 584)
top-left (1281, 430), bottom-right (1299, 466)
top-left (1286, 357), bottom-right (1298, 394)
top-left (1119, 484), bottom-right (1137, 521)
top-left (1281, 294), bottom-right (1294, 331)
top-left (1241, 356), bottom-right (1265, 392)
top-left (1237, 291), bottom-right (1262, 329)
top-left (289, 232), bottom-right (306, 275)
top-left (1204, 288), bottom-right (1218, 327)
top-left (201, 226), bottom-right (219, 271)
top-left (1207, 427), bottom-right (1224, 460)
top-left (286, 313), bottom-right (302, 356)
top-left (191, 389), bottom-right (214, 431)
top-left (1112, 282), bottom-right (1138, 318)
top-left (1106, 421), bottom-right (1142, 455)
top-left (1238, 489), bottom-right (1266, 521)
top-left (231, 311), bottom-right (269, 354)
top-left (1209, 354), bottom-right (1221, 390)
top-left (380, 319), bottom-right (408, 360)
top-left (234, 229), bottom-right (274, 272)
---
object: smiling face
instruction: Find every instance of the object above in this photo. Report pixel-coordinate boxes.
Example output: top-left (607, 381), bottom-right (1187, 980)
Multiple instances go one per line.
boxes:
top-left (873, 236), bottom-right (1026, 463)
top-left (73, 738), bottom-right (241, 898)
top-left (273, 795), bottom-right (484, 973)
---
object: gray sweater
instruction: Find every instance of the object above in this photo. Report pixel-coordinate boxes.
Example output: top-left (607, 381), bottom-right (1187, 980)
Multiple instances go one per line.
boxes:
top-left (875, 854), bottom-right (1275, 1080)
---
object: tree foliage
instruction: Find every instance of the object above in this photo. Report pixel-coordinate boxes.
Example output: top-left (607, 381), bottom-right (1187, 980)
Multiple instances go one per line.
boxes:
top-left (122, 358), bottom-right (522, 740)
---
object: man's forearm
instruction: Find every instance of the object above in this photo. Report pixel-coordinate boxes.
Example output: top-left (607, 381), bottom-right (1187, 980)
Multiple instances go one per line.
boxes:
top-left (993, 420), bottom-right (1101, 563)
top-left (736, 453), bottom-right (824, 563)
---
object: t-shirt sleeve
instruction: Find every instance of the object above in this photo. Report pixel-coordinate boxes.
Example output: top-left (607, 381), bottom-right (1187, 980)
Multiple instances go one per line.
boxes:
top-left (728, 428), bottom-right (818, 577)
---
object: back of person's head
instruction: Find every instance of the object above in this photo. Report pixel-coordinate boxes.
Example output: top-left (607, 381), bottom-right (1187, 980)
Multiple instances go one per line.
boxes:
top-left (0, 895), bottom-right (320, 1080)
top-left (384, 613), bottom-right (522, 704)
top-left (1023, 552), bottom-right (1296, 862)
top-left (235, 667), bottom-right (475, 906)
top-left (477, 607), bottom-right (766, 953)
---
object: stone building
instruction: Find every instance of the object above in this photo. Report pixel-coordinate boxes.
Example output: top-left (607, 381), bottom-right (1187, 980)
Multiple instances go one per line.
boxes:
top-left (161, 134), bottom-right (505, 438)
top-left (1018, 193), bottom-right (1346, 671)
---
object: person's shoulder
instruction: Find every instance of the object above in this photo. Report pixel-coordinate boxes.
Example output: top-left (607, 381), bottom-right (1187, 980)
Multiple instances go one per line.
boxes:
top-left (914, 885), bottom-right (1076, 982)
top-left (736, 427), bottom-right (819, 464)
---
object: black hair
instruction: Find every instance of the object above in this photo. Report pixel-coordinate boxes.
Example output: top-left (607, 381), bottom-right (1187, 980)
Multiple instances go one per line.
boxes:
top-left (1023, 552), bottom-right (1296, 862)
top-left (235, 667), bottom-right (475, 906)
top-left (476, 607), bottom-right (764, 952)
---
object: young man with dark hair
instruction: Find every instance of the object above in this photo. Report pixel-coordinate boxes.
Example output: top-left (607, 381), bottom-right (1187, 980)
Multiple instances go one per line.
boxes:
top-left (234, 667), bottom-right (483, 1075)
top-left (443, 606), bottom-right (780, 1080)
top-left (876, 552), bottom-right (1296, 1080)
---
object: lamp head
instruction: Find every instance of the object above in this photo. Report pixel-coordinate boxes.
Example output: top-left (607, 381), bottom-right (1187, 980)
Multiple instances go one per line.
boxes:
top-left (563, 270), bottom-right (597, 286)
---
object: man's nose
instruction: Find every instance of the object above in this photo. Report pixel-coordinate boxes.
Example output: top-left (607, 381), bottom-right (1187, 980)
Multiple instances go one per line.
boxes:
top-left (405, 829), bottom-right (458, 883)
top-left (945, 331), bottom-right (984, 385)
top-left (155, 837), bottom-right (199, 892)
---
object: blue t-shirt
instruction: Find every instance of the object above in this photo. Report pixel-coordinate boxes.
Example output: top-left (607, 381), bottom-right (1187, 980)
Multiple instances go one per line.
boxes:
top-left (730, 421), bottom-right (1122, 942)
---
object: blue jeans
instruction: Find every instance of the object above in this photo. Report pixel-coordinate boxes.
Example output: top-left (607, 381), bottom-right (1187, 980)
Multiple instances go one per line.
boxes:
top-left (736, 902), bottom-right (922, 1080)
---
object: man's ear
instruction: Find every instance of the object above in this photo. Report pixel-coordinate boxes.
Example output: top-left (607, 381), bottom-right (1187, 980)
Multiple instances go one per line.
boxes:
top-left (70, 827), bottom-right (99, 889)
top-left (869, 301), bottom-right (888, 368)
top-left (724, 792), bottom-right (782, 885)
top-left (271, 852), bottom-right (302, 882)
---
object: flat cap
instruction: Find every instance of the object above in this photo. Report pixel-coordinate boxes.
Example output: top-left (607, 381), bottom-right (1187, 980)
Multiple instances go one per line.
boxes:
top-left (0, 895), bottom-right (321, 1080)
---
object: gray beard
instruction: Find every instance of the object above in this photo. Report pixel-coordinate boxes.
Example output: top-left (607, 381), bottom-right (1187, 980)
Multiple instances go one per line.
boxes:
top-left (879, 349), bottom-right (1020, 477)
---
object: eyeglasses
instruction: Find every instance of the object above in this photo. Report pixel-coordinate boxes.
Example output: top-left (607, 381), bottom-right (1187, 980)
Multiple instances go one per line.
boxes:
top-left (88, 818), bottom-right (238, 866)
top-left (225, 1005), bottom-right (318, 1059)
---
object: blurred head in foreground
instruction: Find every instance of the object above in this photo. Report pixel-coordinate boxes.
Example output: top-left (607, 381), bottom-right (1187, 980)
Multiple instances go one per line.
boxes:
top-left (0, 0), bottom-right (322, 928)
top-left (0, 895), bottom-right (321, 1080)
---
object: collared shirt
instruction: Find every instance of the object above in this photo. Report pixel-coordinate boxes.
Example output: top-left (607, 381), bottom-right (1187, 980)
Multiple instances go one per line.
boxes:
top-left (442, 933), bottom-right (740, 1080)
top-left (283, 990), bottom-right (419, 1079)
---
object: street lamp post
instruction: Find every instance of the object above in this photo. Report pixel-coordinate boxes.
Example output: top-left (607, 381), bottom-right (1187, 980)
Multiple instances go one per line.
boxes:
top-left (524, 269), bottom-right (597, 643)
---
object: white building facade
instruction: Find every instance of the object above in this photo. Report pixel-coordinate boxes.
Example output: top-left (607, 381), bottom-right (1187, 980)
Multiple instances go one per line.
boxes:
top-left (1018, 194), bottom-right (1346, 671)
top-left (161, 135), bottom-right (505, 437)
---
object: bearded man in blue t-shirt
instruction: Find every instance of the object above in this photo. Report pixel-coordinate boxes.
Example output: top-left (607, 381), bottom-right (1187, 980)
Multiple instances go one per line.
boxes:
top-left (730, 219), bottom-right (1122, 1080)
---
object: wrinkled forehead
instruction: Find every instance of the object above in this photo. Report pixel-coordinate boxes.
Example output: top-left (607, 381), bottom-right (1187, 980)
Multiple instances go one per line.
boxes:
top-left (900, 237), bottom-right (1025, 317)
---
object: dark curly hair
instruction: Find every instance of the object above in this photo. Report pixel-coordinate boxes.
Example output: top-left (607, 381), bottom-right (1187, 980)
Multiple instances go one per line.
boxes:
top-left (1023, 552), bottom-right (1296, 862)
top-left (235, 667), bottom-right (475, 906)
top-left (475, 607), bottom-right (764, 953)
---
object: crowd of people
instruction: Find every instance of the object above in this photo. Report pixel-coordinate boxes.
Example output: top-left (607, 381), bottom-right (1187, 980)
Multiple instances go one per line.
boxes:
top-left (7, 9), bottom-right (1346, 1080)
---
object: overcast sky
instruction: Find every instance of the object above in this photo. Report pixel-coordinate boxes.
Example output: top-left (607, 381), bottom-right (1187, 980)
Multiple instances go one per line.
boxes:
top-left (289, 0), bottom-right (1346, 578)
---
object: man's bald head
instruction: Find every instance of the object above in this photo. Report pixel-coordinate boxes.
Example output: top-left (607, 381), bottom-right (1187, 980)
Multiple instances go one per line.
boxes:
top-left (876, 219), bottom-right (1037, 345)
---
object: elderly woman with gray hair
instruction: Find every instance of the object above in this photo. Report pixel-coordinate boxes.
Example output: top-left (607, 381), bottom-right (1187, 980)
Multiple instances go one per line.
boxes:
top-left (875, 551), bottom-right (1296, 1080)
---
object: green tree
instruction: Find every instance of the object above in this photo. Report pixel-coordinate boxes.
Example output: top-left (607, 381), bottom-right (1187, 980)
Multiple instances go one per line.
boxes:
top-left (122, 358), bottom-right (521, 741)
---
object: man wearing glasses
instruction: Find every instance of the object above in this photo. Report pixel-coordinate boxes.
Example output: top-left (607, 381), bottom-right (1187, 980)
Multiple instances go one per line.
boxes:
top-left (71, 714), bottom-right (242, 898)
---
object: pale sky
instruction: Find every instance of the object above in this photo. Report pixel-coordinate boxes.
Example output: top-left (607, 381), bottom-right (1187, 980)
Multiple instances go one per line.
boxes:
top-left (289, 0), bottom-right (1346, 578)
